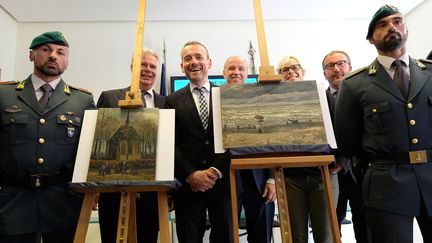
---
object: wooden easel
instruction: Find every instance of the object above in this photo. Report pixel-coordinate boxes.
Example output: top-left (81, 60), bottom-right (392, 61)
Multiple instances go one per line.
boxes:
top-left (73, 0), bottom-right (175, 242)
top-left (73, 185), bottom-right (173, 243)
top-left (228, 1), bottom-right (341, 242)
top-left (229, 154), bottom-right (341, 243)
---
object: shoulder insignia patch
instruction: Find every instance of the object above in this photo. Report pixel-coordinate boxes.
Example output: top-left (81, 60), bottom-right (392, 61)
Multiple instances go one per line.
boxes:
top-left (0, 80), bottom-right (20, 85)
top-left (345, 67), bottom-right (367, 80)
top-left (68, 85), bottom-right (92, 94)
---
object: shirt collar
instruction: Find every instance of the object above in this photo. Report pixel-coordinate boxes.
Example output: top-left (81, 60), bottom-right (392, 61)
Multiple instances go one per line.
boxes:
top-left (377, 53), bottom-right (410, 70)
top-left (190, 80), bottom-right (211, 93)
top-left (329, 86), bottom-right (338, 95)
top-left (141, 88), bottom-right (154, 98)
top-left (31, 74), bottom-right (61, 91)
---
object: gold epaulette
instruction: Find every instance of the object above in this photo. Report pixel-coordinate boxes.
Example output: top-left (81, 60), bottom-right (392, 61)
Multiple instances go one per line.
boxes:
top-left (68, 84), bottom-right (92, 94)
top-left (345, 67), bottom-right (367, 80)
top-left (0, 80), bottom-right (20, 85)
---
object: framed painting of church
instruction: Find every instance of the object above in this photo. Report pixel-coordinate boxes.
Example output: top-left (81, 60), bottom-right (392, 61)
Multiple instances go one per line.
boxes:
top-left (72, 108), bottom-right (175, 187)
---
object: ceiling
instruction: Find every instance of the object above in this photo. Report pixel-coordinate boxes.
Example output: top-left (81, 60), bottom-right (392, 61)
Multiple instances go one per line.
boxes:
top-left (0, 0), bottom-right (424, 22)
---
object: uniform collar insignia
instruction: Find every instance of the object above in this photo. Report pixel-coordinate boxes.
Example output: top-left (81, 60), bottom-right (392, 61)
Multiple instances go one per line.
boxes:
top-left (16, 81), bottom-right (26, 90)
top-left (64, 85), bottom-right (71, 95)
top-left (415, 59), bottom-right (426, 70)
top-left (368, 65), bottom-right (377, 76)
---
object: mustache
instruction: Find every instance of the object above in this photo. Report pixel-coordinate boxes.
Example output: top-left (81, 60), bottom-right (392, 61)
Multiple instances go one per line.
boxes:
top-left (384, 31), bottom-right (401, 39)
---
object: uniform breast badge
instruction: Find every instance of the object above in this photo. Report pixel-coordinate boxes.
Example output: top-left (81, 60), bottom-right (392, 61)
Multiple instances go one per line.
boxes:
top-left (67, 126), bottom-right (75, 138)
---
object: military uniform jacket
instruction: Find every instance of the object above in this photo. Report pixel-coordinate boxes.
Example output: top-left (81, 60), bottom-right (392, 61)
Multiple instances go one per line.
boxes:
top-left (334, 57), bottom-right (432, 216)
top-left (0, 76), bottom-right (95, 234)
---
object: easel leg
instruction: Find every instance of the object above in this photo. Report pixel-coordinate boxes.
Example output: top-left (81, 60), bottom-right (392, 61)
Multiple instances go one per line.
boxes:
top-left (128, 192), bottom-right (138, 243)
top-left (321, 166), bottom-right (341, 243)
top-left (157, 191), bottom-right (170, 243)
top-left (116, 192), bottom-right (136, 243)
top-left (274, 167), bottom-right (292, 243)
top-left (230, 168), bottom-right (240, 243)
top-left (73, 192), bottom-right (99, 243)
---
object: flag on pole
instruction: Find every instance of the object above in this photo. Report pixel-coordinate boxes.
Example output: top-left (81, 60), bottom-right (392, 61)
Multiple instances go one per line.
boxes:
top-left (160, 63), bottom-right (167, 96)
top-left (160, 40), bottom-right (167, 96)
top-left (248, 41), bottom-right (257, 75)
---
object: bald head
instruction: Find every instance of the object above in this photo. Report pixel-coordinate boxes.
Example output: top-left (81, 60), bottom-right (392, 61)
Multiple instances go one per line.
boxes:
top-left (223, 56), bottom-right (248, 84)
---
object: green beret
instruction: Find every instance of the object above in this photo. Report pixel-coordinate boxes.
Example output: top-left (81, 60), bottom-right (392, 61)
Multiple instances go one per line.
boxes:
top-left (29, 31), bottom-right (69, 49)
top-left (366, 5), bottom-right (401, 40)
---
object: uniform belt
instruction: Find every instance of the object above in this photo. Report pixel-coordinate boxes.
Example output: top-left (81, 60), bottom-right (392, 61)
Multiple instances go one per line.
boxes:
top-left (368, 150), bottom-right (432, 164)
top-left (0, 172), bottom-right (69, 189)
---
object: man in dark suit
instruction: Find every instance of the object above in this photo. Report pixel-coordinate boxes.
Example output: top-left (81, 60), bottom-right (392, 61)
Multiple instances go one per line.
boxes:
top-left (335, 5), bottom-right (432, 243)
top-left (323, 51), bottom-right (369, 243)
top-left (165, 41), bottom-right (233, 243)
top-left (97, 48), bottom-right (165, 243)
top-left (0, 31), bottom-right (95, 243)
top-left (223, 55), bottom-right (276, 243)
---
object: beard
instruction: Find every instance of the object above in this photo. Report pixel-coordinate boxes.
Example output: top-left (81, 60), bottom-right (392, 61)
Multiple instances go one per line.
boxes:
top-left (375, 32), bottom-right (407, 52)
top-left (35, 61), bottom-right (65, 76)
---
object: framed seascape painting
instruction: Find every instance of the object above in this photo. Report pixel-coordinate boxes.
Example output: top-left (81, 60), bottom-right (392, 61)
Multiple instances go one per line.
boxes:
top-left (212, 81), bottom-right (336, 155)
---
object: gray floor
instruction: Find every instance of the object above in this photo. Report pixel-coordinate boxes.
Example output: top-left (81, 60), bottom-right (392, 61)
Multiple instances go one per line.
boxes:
top-left (85, 211), bottom-right (424, 243)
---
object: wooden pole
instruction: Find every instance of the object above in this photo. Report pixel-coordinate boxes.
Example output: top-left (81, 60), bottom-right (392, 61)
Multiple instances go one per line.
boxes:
top-left (118, 0), bottom-right (147, 108)
top-left (252, 0), bottom-right (282, 82)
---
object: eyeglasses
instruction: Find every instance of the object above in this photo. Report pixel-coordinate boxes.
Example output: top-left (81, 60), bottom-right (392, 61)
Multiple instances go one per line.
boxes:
top-left (324, 60), bottom-right (350, 70)
top-left (279, 64), bottom-right (301, 73)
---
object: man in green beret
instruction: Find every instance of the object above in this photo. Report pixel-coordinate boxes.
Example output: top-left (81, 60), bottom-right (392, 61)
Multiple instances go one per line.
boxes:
top-left (0, 31), bottom-right (95, 243)
top-left (335, 5), bottom-right (432, 243)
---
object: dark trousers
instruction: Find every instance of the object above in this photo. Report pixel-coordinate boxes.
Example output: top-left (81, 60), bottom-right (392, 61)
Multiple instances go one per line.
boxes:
top-left (336, 172), bottom-right (369, 243)
top-left (98, 192), bottom-right (159, 243)
top-left (367, 207), bottom-right (432, 243)
top-left (0, 227), bottom-right (76, 243)
top-left (173, 183), bottom-right (233, 243)
top-left (236, 170), bottom-right (274, 243)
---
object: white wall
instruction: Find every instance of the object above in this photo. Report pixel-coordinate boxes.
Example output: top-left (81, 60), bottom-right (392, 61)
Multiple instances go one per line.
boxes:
top-left (406, 0), bottom-right (432, 58)
top-left (0, 6), bottom-right (17, 80)
top-left (7, 0), bottom-right (432, 100)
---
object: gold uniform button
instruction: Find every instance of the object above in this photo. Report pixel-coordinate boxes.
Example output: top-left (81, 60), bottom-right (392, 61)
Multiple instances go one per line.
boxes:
top-left (411, 138), bottom-right (418, 144)
top-left (40, 118), bottom-right (46, 124)
top-left (409, 120), bottom-right (416, 125)
top-left (407, 103), bottom-right (413, 109)
top-left (39, 138), bottom-right (45, 144)
top-left (37, 158), bottom-right (44, 164)
top-left (10, 118), bottom-right (15, 123)
top-left (372, 108), bottom-right (377, 113)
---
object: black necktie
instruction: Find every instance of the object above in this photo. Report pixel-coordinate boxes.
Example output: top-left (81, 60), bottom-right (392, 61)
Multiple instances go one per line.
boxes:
top-left (195, 87), bottom-right (209, 129)
top-left (39, 84), bottom-right (53, 111)
top-left (141, 91), bottom-right (147, 108)
top-left (392, 60), bottom-right (410, 99)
